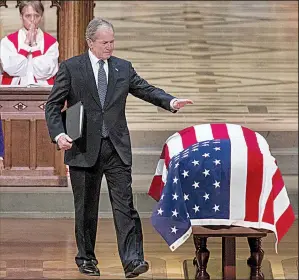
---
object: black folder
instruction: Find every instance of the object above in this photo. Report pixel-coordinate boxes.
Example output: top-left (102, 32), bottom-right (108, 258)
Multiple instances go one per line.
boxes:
top-left (62, 101), bottom-right (84, 141)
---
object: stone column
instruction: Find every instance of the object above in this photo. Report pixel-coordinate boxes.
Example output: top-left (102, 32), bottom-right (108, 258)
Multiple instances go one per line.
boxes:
top-left (52, 0), bottom-right (94, 62)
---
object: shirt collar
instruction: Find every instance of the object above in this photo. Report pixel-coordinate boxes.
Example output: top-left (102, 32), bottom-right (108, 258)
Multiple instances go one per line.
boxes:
top-left (88, 49), bottom-right (108, 66)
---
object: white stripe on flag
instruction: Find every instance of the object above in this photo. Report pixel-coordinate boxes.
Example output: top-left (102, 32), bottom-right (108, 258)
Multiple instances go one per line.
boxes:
top-left (274, 187), bottom-right (290, 223)
top-left (227, 124), bottom-right (247, 220)
top-left (166, 132), bottom-right (184, 158)
top-left (258, 157), bottom-right (277, 220)
top-left (194, 124), bottom-right (214, 142)
top-left (161, 164), bottom-right (168, 184)
top-left (255, 132), bottom-right (271, 156)
top-left (155, 159), bottom-right (165, 176)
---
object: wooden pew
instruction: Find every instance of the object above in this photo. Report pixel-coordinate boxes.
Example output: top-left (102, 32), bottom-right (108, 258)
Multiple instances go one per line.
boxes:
top-left (191, 225), bottom-right (271, 280)
top-left (0, 87), bottom-right (66, 187)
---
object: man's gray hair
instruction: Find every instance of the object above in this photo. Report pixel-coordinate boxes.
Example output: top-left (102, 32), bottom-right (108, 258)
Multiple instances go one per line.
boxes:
top-left (85, 18), bottom-right (114, 41)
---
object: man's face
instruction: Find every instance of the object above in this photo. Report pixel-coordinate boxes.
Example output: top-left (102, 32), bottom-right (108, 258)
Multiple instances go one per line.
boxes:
top-left (88, 28), bottom-right (115, 60)
top-left (20, 5), bottom-right (42, 30)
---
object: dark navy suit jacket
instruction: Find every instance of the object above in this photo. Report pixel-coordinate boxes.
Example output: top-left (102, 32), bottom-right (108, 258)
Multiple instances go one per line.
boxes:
top-left (45, 53), bottom-right (176, 167)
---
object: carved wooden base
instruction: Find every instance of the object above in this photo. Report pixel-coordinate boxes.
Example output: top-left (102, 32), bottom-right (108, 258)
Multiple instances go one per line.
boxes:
top-left (193, 236), bottom-right (210, 280)
top-left (192, 235), bottom-right (266, 280)
top-left (247, 237), bottom-right (265, 280)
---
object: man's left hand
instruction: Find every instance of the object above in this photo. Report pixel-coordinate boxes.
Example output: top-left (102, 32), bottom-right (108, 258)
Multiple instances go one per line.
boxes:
top-left (173, 99), bottom-right (194, 110)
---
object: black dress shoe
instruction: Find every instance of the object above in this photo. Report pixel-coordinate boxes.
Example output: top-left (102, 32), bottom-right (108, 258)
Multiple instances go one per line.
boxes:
top-left (78, 260), bottom-right (100, 276)
top-left (125, 260), bottom-right (149, 278)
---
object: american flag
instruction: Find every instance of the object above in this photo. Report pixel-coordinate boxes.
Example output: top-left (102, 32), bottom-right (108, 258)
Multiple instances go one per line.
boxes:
top-left (149, 123), bottom-right (295, 251)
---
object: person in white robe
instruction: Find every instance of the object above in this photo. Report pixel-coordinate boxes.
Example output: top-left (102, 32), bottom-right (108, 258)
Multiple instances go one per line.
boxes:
top-left (0, 0), bottom-right (59, 86)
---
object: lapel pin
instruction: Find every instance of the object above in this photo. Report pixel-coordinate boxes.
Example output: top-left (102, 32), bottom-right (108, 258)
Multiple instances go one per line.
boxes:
top-left (115, 68), bottom-right (119, 72)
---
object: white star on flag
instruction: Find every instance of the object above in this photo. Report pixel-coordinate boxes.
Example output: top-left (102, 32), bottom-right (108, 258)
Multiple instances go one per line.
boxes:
top-left (192, 159), bottom-right (199, 166)
top-left (172, 209), bottom-right (179, 217)
top-left (171, 226), bottom-right (178, 234)
top-left (157, 208), bottom-right (164, 215)
top-left (160, 194), bottom-right (164, 200)
top-left (213, 159), bottom-right (221, 165)
top-left (213, 180), bottom-right (220, 188)
top-left (203, 192), bottom-right (210, 201)
top-left (202, 153), bottom-right (210, 158)
top-left (182, 170), bottom-right (189, 178)
top-left (173, 177), bottom-right (178, 184)
top-left (172, 193), bottom-right (179, 200)
top-left (203, 169), bottom-right (210, 177)
top-left (184, 193), bottom-right (190, 201)
top-left (175, 163), bottom-right (179, 168)
top-left (192, 181), bottom-right (200, 189)
top-left (214, 147), bottom-right (221, 151)
top-left (213, 204), bottom-right (220, 212)
top-left (193, 205), bottom-right (200, 213)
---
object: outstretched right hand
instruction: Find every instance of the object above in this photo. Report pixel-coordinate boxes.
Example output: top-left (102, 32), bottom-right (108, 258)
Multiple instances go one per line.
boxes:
top-left (57, 134), bottom-right (73, 150)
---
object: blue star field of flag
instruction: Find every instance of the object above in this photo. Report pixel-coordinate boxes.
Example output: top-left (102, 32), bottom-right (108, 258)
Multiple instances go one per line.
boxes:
top-left (151, 138), bottom-right (232, 250)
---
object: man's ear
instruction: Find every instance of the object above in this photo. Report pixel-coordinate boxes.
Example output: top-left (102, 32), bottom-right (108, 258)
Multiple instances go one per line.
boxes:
top-left (86, 39), bottom-right (93, 49)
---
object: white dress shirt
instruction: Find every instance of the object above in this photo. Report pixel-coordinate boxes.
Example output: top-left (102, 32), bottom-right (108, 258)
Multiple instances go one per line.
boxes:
top-left (88, 49), bottom-right (108, 85)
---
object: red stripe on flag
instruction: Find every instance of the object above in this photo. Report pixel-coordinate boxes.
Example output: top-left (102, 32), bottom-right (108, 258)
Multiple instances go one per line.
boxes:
top-left (210, 123), bottom-right (229, 139)
top-left (178, 126), bottom-right (196, 149)
top-left (262, 190), bottom-right (274, 225)
top-left (148, 175), bottom-right (164, 202)
top-left (242, 126), bottom-right (264, 222)
top-left (275, 204), bottom-right (295, 241)
top-left (164, 144), bottom-right (170, 168)
top-left (262, 168), bottom-right (285, 224)
top-left (272, 168), bottom-right (285, 198)
top-left (160, 144), bottom-right (166, 159)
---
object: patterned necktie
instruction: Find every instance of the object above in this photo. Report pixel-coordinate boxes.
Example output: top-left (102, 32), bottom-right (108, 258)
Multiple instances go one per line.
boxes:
top-left (97, 60), bottom-right (108, 137)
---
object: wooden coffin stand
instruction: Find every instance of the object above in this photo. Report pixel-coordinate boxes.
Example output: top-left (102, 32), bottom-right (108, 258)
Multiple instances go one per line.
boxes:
top-left (190, 225), bottom-right (272, 280)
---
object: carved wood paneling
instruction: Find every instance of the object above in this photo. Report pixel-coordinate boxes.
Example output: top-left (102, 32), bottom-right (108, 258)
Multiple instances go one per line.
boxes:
top-left (36, 119), bottom-right (55, 167)
top-left (11, 119), bottom-right (30, 167)
top-left (0, 88), bottom-right (66, 187)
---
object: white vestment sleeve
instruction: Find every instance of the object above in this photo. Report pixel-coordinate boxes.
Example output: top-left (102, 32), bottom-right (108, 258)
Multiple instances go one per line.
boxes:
top-left (0, 37), bottom-right (29, 77)
top-left (32, 41), bottom-right (59, 80)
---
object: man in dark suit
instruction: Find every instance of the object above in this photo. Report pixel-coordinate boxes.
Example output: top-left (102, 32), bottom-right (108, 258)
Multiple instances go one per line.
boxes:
top-left (45, 18), bottom-right (193, 278)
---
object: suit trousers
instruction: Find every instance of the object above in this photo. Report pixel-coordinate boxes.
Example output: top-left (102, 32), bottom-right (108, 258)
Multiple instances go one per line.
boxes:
top-left (69, 138), bottom-right (144, 269)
